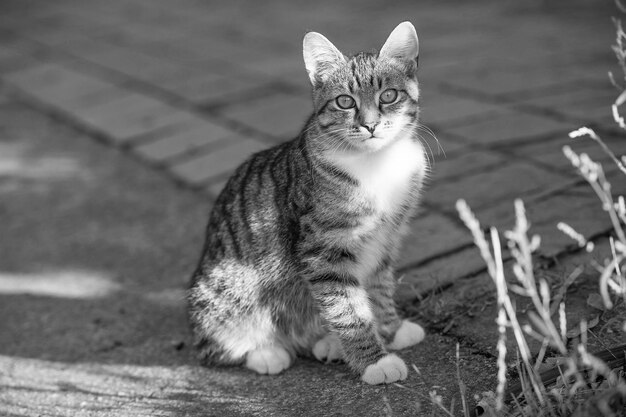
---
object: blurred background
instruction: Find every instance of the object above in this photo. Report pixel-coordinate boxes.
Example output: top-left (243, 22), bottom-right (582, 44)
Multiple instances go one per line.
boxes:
top-left (0, 0), bottom-right (623, 415)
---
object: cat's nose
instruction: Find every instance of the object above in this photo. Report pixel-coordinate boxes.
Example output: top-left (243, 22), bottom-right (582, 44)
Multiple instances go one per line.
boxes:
top-left (362, 122), bottom-right (379, 134)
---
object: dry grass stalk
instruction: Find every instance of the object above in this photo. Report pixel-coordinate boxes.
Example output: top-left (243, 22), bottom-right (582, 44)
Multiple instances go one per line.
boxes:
top-left (438, 8), bottom-right (626, 416)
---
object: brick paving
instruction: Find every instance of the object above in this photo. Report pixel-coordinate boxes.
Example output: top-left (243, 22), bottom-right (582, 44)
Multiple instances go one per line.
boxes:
top-left (0, 0), bottom-right (621, 414)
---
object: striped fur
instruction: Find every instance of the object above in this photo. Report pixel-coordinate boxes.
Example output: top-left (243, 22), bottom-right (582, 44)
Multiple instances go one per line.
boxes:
top-left (187, 22), bottom-right (427, 383)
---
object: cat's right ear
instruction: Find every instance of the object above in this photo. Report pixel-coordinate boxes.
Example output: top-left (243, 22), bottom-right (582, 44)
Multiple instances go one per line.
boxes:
top-left (303, 32), bottom-right (346, 86)
top-left (379, 22), bottom-right (419, 63)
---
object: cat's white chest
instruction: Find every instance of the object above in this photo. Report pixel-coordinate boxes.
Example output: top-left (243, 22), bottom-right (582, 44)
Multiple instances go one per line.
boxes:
top-left (332, 137), bottom-right (426, 213)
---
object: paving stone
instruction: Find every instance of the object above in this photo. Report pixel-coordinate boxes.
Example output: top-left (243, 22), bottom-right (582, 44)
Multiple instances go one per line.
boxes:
top-left (426, 161), bottom-right (570, 212)
top-left (129, 38), bottom-right (232, 69)
top-left (440, 108), bottom-right (574, 147)
top-left (433, 24), bottom-right (611, 96)
top-left (471, 187), bottom-right (611, 256)
top-left (3, 62), bottom-right (132, 113)
top-left (424, 30), bottom-right (495, 58)
top-left (3, 62), bottom-right (124, 112)
top-left (606, 166), bottom-right (626, 198)
top-left (472, 182), bottom-right (611, 248)
top-left (19, 12), bottom-right (118, 46)
top-left (572, 57), bottom-right (622, 84)
top-left (512, 131), bottom-right (626, 174)
top-left (423, 132), bottom-right (469, 161)
top-left (467, 196), bottom-right (530, 234)
top-left (219, 92), bottom-right (312, 140)
top-left (53, 7), bottom-right (129, 30)
top-left (246, 54), bottom-right (309, 89)
top-left (417, 59), bottom-right (468, 85)
top-left (93, 22), bottom-right (183, 48)
top-left (0, 46), bottom-right (37, 74)
top-left (416, 39), bottom-right (498, 85)
top-left (205, 178), bottom-right (229, 199)
top-left (54, 36), bottom-right (116, 59)
top-left (4, 62), bottom-right (80, 91)
top-left (224, 2), bottom-right (349, 47)
top-left (53, 36), bottom-right (189, 85)
top-left (520, 85), bottom-right (617, 125)
top-left (78, 46), bottom-right (185, 83)
top-left (169, 137), bottom-right (267, 184)
top-left (529, 191), bottom-right (611, 258)
top-left (74, 93), bottom-right (197, 143)
top-left (41, 80), bottom-right (125, 114)
top-left (398, 212), bottom-right (473, 269)
top-left (418, 88), bottom-right (503, 126)
top-left (156, 69), bottom-right (269, 104)
top-left (396, 245), bottom-right (487, 304)
top-left (165, 35), bottom-right (275, 69)
top-left (430, 149), bottom-right (509, 182)
top-left (445, 68), bottom-right (595, 98)
top-left (133, 118), bottom-right (236, 162)
top-left (55, 85), bottom-right (135, 114)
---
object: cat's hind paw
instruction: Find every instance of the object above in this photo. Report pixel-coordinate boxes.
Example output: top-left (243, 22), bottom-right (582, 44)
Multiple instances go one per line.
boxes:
top-left (245, 346), bottom-right (291, 375)
top-left (387, 320), bottom-right (425, 350)
top-left (361, 354), bottom-right (408, 385)
top-left (313, 334), bottom-right (344, 363)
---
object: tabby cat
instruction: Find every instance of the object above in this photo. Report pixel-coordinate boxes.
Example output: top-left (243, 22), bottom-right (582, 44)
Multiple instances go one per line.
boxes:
top-left (188, 21), bottom-right (428, 385)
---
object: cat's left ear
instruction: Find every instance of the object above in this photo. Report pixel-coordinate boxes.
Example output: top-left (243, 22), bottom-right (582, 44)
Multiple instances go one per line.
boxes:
top-left (379, 21), bottom-right (419, 62)
top-left (303, 32), bottom-right (346, 85)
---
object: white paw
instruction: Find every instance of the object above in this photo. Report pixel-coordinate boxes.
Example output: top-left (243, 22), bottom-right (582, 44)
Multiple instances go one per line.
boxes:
top-left (361, 354), bottom-right (408, 385)
top-left (387, 320), bottom-right (425, 350)
top-left (245, 346), bottom-right (291, 375)
top-left (313, 334), bottom-right (344, 363)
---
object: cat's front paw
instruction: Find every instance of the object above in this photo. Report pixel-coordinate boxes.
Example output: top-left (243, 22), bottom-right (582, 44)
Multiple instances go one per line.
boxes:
top-left (313, 334), bottom-right (344, 363)
top-left (361, 354), bottom-right (408, 385)
top-left (245, 346), bottom-right (291, 375)
top-left (387, 320), bottom-right (425, 350)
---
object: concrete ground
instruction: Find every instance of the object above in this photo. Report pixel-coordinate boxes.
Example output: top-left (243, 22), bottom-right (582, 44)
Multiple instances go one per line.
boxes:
top-left (0, 0), bottom-right (623, 415)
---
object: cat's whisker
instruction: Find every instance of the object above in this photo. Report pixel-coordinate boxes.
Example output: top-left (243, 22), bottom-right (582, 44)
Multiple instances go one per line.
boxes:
top-left (403, 122), bottom-right (444, 166)
top-left (421, 135), bottom-right (437, 168)
top-left (415, 124), bottom-right (444, 158)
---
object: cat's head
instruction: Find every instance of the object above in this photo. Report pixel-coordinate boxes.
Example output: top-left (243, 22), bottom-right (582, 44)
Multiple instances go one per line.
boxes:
top-left (303, 22), bottom-right (419, 154)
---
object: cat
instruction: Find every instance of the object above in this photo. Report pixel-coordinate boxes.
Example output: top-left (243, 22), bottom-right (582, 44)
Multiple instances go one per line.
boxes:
top-left (187, 21), bottom-right (428, 385)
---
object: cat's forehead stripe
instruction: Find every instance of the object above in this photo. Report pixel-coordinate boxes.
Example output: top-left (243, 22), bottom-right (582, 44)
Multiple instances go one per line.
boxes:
top-left (348, 53), bottom-right (382, 92)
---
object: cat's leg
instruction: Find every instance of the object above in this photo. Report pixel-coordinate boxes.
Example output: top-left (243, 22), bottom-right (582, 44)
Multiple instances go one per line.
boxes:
top-left (188, 268), bottom-right (294, 375)
top-left (367, 265), bottom-right (425, 350)
top-left (245, 346), bottom-right (292, 375)
top-left (312, 333), bottom-right (344, 363)
top-left (386, 320), bottom-right (426, 350)
top-left (307, 270), bottom-right (407, 384)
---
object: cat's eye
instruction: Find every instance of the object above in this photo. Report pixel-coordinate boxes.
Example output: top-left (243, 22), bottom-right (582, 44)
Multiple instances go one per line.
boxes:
top-left (380, 89), bottom-right (398, 104)
top-left (336, 95), bottom-right (356, 109)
